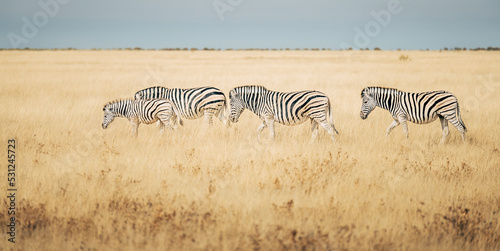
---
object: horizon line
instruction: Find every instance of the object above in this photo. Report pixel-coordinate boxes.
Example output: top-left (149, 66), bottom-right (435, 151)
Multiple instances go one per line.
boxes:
top-left (1, 46), bottom-right (500, 52)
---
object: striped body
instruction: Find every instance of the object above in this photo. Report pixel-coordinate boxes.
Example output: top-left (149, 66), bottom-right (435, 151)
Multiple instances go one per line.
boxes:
top-left (229, 85), bottom-right (338, 141)
top-left (135, 86), bottom-right (228, 126)
top-left (102, 99), bottom-right (182, 136)
top-left (360, 86), bottom-right (467, 142)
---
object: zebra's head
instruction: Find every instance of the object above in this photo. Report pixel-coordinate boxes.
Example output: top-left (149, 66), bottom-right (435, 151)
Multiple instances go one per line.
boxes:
top-left (360, 88), bottom-right (376, 120)
top-left (102, 103), bottom-right (116, 129)
top-left (228, 89), bottom-right (245, 123)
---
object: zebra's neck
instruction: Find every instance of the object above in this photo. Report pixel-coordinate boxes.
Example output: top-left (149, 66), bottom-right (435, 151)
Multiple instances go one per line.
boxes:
top-left (241, 87), bottom-right (268, 114)
top-left (370, 87), bottom-right (401, 112)
top-left (113, 100), bottom-right (130, 118)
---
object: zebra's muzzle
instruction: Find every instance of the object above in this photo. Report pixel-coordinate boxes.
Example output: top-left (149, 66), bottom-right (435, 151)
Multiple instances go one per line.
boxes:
top-left (360, 111), bottom-right (367, 120)
top-left (229, 115), bottom-right (238, 123)
top-left (102, 123), bottom-right (107, 129)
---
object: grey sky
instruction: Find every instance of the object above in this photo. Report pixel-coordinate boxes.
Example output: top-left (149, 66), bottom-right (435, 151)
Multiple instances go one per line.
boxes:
top-left (0, 0), bottom-right (499, 49)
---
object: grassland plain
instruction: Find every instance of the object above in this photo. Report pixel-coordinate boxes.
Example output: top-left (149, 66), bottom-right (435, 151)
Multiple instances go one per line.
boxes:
top-left (0, 50), bottom-right (499, 250)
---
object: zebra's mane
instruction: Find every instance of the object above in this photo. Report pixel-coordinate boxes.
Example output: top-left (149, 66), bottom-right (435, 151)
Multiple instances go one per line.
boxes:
top-left (361, 86), bottom-right (400, 98)
top-left (234, 85), bottom-right (269, 94)
top-left (103, 99), bottom-right (132, 109)
top-left (136, 86), bottom-right (169, 95)
top-left (144, 86), bottom-right (168, 90)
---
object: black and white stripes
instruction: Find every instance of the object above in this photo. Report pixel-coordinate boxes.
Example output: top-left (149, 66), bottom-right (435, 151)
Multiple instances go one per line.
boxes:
top-left (228, 85), bottom-right (338, 141)
top-left (102, 99), bottom-right (182, 137)
top-left (101, 85), bottom-right (468, 144)
top-left (360, 86), bottom-right (467, 142)
top-left (134, 86), bottom-right (228, 126)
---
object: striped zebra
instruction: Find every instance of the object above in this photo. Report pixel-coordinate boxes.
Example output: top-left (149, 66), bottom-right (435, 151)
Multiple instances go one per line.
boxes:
top-left (360, 87), bottom-right (467, 143)
top-left (229, 85), bottom-right (339, 141)
top-left (102, 99), bottom-right (183, 137)
top-left (134, 86), bottom-right (228, 126)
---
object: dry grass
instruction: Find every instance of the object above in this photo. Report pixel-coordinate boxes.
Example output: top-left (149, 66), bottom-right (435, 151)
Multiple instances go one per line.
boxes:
top-left (1, 50), bottom-right (499, 250)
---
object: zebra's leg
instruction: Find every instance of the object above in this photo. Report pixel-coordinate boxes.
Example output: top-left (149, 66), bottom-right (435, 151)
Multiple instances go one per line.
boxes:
top-left (265, 118), bottom-right (275, 139)
top-left (440, 113), bottom-right (467, 142)
top-left (164, 120), bottom-right (175, 131)
top-left (204, 109), bottom-right (215, 127)
top-left (158, 121), bottom-right (165, 134)
top-left (158, 113), bottom-right (175, 131)
top-left (257, 121), bottom-right (267, 140)
top-left (131, 122), bottom-right (139, 137)
top-left (310, 119), bottom-right (319, 142)
top-left (171, 114), bottom-right (183, 130)
top-left (439, 115), bottom-right (449, 144)
top-left (386, 120), bottom-right (400, 137)
top-left (171, 115), bottom-right (178, 129)
top-left (315, 117), bottom-right (336, 142)
top-left (215, 104), bottom-right (229, 126)
top-left (399, 119), bottom-right (409, 139)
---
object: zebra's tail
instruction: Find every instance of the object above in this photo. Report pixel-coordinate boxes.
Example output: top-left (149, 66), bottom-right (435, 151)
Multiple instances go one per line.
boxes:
top-left (456, 101), bottom-right (467, 133)
top-left (328, 101), bottom-right (339, 135)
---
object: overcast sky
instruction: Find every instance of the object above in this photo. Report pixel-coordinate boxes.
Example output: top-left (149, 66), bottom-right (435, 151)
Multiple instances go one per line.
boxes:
top-left (0, 0), bottom-right (499, 49)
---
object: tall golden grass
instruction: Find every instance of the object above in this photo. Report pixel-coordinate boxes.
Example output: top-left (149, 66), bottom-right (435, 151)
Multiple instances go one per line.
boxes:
top-left (1, 50), bottom-right (499, 250)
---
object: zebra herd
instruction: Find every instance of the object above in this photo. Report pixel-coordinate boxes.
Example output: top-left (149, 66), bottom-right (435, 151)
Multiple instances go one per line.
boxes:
top-left (102, 85), bottom-right (467, 143)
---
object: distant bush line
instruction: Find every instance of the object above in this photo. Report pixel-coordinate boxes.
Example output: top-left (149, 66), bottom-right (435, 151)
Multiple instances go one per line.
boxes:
top-left (1, 47), bottom-right (499, 51)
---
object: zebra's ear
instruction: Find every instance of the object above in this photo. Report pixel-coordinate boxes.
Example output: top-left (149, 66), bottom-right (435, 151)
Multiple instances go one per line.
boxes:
top-left (361, 88), bottom-right (367, 98)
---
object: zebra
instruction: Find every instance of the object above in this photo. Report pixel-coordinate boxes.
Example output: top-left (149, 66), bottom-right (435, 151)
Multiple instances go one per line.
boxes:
top-left (102, 98), bottom-right (183, 137)
top-left (228, 85), bottom-right (339, 141)
top-left (360, 86), bottom-right (467, 143)
top-left (134, 86), bottom-right (229, 127)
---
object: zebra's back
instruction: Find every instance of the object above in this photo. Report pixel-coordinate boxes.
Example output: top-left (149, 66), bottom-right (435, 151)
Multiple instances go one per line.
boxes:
top-left (266, 90), bottom-right (330, 126)
top-left (400, 90), bottom-right (458, 124)
top-left (169, 87), bottom-right (226, 119)
top-left (135, 86), bottom-right (227, 120)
